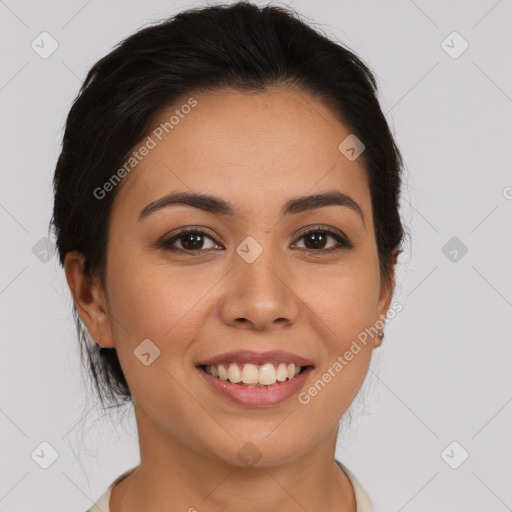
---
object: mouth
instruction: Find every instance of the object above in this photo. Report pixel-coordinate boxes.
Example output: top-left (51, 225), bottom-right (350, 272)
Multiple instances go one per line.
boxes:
top-left (197, 362), bottom-right (314, 387)
top-left (195, 350), bottom-right (315, 407)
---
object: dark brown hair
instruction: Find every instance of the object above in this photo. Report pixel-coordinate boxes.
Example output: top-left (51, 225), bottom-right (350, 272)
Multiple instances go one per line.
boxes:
top-left (50, 1), bottom-right (407, 409)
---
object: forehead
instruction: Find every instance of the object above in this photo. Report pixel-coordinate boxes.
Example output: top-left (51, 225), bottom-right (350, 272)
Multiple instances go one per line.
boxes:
top-left (113, 86), bottom-right (370, 220)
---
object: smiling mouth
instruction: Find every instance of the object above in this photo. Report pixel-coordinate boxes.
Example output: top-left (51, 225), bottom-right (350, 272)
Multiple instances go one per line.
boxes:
top-left (198, 362), bottom-right (313, 387)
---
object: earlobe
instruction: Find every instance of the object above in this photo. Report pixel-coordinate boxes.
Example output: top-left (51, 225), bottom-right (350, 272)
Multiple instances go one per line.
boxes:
top-left (64, 250), bottom-right (114, 349)
top-left (374, 282), bottom-right (392, 349)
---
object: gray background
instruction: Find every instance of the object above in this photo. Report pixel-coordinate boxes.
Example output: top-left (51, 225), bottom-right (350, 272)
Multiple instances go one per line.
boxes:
top-left (1, 0), bottom-right (511, 510)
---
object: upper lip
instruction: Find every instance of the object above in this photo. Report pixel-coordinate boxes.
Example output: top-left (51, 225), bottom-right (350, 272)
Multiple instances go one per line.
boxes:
top-left (196, 349), bottom-right (314, 367)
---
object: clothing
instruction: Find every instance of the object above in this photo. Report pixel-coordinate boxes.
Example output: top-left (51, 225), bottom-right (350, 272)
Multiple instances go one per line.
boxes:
top-left (337, 460), bottom-right (374, 511)
top-left (86, 459), bottom-right (373, 511)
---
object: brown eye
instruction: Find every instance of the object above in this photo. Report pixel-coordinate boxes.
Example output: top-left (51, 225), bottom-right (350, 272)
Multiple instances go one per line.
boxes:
top-left (159, 225), bottom-right (354, 254)
top-left (293, 227), bottom-right (354, 252)
top-left (161, 229), bottom-right (220, 252)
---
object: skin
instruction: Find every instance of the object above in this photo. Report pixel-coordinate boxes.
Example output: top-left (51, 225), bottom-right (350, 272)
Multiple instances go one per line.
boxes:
top-left (65, 86), bottom-right (395, 512)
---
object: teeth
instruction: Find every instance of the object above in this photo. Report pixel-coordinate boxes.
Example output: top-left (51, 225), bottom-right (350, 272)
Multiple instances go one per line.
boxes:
top-left (276, 363), bottom-right (288, 382)
top-left (259, 363), bottom-right (276, 385)
top-left (227, 363), bottom-right (242, 383)
top-left (241, 363), bottom-right (259, 384)
top-left (204, 362), bottom-right (304, 386)
top-left (218, 364), bottom-right (228, 381)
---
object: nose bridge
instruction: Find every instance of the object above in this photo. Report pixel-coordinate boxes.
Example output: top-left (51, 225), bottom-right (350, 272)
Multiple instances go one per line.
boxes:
top-left (220, 233), bottom-right (298, 328)
top-left (235, 234), bottom-right (287, 295)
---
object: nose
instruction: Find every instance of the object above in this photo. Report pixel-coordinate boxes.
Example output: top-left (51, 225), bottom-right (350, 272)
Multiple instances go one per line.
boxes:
top-left (219, 249), bottom-right (300, 331)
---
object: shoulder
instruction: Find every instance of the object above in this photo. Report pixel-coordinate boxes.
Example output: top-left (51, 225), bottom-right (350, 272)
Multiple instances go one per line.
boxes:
top-left (85, 466), bottom-right (139, 512)
top-left (335, 459), bottom-right (374, 512)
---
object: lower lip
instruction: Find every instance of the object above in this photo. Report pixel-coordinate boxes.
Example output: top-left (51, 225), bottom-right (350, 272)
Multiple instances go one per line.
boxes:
top-left (196, 366), bottom-right (314, 407)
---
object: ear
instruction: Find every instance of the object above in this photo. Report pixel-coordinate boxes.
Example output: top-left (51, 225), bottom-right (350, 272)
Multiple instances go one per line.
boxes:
top-left (376, 249), bottom-right (397, 329)
top-left (64, 250), bottom-right (115, 348)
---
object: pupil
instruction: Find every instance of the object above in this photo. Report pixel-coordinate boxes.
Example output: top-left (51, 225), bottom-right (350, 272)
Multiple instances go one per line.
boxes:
top-left (305, 232), bottom-right (325, 249)
top-left (182, 233), bottom-right (203, 250)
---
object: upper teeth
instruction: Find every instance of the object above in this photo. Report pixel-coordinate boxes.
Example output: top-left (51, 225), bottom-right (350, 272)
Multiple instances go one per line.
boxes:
top-left (205, 362), bottom-right (302, 386)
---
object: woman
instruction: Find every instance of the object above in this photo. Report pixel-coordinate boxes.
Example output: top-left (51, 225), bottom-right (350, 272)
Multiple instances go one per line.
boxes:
top-left (50, 2), bottom-right (406, 510)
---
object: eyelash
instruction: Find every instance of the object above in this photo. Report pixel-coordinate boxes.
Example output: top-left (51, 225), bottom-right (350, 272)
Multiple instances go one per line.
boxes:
top-left (159, 225), bottom-right (355, 254)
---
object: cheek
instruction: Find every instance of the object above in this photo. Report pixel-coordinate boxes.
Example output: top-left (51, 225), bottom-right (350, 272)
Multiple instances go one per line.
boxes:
top-left (106, 258), bottom-right (218, 356)
top-left (297, 259), bottom-right (379, 411)
top-left (306, 256), bottom-right (381, 342)
top-left (104, 260), bottom-right (210, 414)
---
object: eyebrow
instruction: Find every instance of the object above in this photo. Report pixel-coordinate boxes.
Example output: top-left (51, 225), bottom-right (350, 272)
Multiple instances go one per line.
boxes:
top-left (138, 190), bottom-right (365, 227)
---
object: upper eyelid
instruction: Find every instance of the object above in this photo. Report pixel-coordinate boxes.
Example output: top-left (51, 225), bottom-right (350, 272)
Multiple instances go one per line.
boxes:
top-left (163, 225), bottom-right (351, 248)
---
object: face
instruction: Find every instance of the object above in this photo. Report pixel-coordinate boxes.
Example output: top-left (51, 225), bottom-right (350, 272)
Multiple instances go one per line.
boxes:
top-left (68, 86), bottom-right (394, 467)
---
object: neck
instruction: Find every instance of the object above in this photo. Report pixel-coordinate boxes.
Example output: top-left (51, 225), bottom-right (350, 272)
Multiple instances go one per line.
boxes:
top-left (110, 404), bottom-right (356, 512)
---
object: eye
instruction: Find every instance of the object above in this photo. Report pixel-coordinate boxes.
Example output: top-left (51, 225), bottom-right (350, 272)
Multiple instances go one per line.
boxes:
top-left (292, 226), bottom-right (354, 252)
top-left (159, 225), bottom-right (354, 254)
top-left (160, 228), bottom-right (220, 253)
